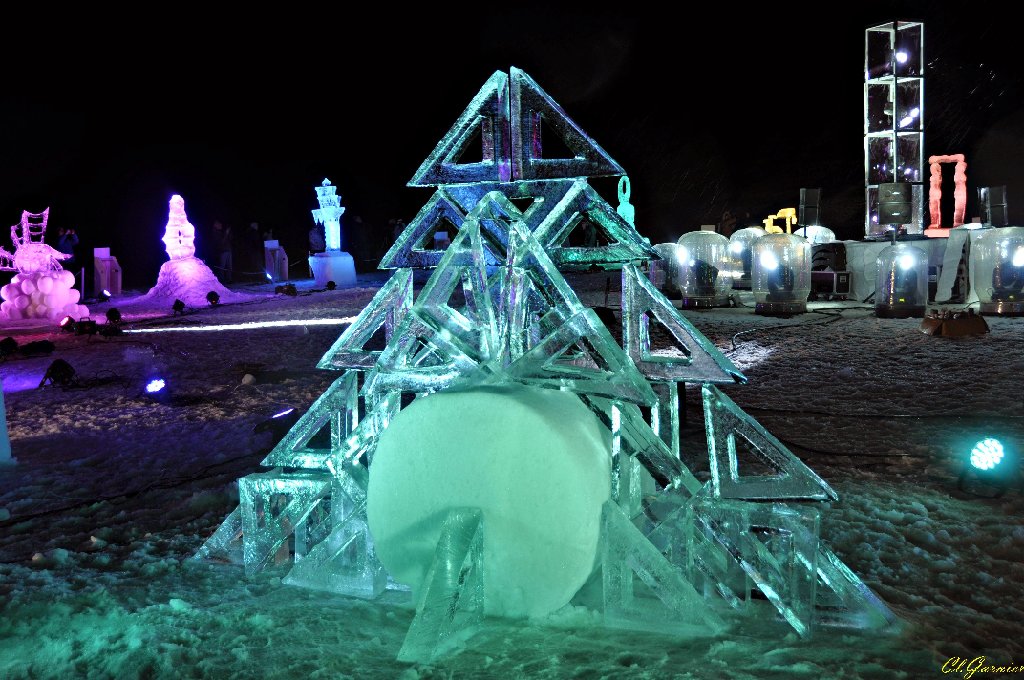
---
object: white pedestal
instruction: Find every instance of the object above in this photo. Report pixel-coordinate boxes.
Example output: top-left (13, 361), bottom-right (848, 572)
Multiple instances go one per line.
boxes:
top-left (309, 251), bottom-right (357, 288)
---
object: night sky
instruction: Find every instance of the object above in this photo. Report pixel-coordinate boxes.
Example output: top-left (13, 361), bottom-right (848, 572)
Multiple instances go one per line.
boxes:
top-left (3, 2), bottom-right (1022, 287)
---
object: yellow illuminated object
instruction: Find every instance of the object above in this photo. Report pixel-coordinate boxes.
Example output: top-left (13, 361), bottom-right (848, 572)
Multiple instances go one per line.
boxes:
top-left (762, 208), bottom-right (797, 234)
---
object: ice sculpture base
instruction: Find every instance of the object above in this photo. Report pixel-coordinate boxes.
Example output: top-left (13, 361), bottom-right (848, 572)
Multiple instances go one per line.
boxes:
top-left (755, 301), bottom-right (807, 316)
top-left (980, 301), bottom-right (1024, 316)
top-left (679, 296), bottom-right (725, 309)
top-left (309, 251), bottom-right (356, 288)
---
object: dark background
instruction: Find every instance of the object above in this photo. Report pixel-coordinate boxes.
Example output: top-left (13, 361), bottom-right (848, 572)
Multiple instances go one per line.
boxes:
top-left (3, 2), bottom-right (1022, 288)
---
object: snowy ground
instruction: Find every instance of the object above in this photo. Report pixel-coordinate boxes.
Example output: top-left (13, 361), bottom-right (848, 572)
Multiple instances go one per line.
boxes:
top-left (1, 271), bottom-right (1022, 679)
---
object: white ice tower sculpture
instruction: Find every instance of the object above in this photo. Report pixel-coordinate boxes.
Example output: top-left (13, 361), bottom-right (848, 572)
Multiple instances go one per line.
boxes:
top-left (309, 178), bottom-right (356, 287)
top-left (0, 208), bottom-right (88, 324)
top-left (128, 195), bottom-right (237, 308)
top-left (194, 67), bottom-right (899, 664)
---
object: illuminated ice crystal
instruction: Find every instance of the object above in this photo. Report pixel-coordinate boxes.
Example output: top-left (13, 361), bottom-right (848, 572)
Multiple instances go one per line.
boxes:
top-left (195, 66), bottom-right (897, 664)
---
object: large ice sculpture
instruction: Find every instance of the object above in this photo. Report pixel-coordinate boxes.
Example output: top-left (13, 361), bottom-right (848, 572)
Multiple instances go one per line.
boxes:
top-left (122, 195), bottom-right (244, 309)
top-left (195, 66), bottom-right (898, 664)
top-left (309, 179), bottom-right (356, 288)
top-left (0, 209), bottom-right (89, 324)
top-left (926, 154), bottom-right (968, 229)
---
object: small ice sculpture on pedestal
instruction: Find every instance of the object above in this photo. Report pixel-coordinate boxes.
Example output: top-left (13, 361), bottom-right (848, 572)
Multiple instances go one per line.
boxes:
top-left (309, 179), bottom-right (356, 288)
top-left (195, 66), bottom-right (898, 665)
top-left (0, 209), bottom-right (88, 324)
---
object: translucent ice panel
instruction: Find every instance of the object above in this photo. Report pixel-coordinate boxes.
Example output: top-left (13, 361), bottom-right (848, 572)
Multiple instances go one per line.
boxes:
top-left (599, 500), bottom-right (725, 635)
top-left (702, 384), bottom-right (838, 501)
top-left (686, 490), bottom-right (820, 637)
top-left (621, 265), bottom-right (745, 384)
top-left (396, 508), bottom-right (485, 663)
top-left (261, 371), bottom-right (359, 469)
top-left (318, 269), bottom-right (412, 370)
top-left (239, 471), bottom-right (333, 576)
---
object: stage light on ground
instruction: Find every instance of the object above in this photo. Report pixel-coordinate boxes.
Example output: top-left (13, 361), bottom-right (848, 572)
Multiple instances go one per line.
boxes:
top-left (145, 378), bottom-right (166, 394)
top-left (106, 308), bottom-right (122, 324)
top-left (326, 280), bottom-right (336, 290)
top-left (206, 291), bottom-right (220, 305)
top-left (970, 438), bottom-right (1004, 471)
top-left (959, 437), bottom-right (1018, 498)
top-left (74, 318), bottom-right (98, 336)
top-left (172, 299), bottom-right (186, 314)
top-left (0, 337), bottom-right (18, 358)
top-left (98, 289), bottom-right (111, 302)
top-left (275, 283), bottom-right (297, 297)
top-left (39, 359), bottom-right (77, 388)
top-left (60, 316), bottom-right (76, 332)
top-left (266, 272), bottom-right (273, 281)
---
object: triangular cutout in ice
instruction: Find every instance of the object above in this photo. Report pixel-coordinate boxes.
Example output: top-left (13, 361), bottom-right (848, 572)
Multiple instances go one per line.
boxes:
top-left (283, 471), bottom-right (389, 600)
top-left (380, 191), bottom-right (474, 269)
top-left (622, 265), bottom-right (746, 384)
top-left (702, 385), bottom-right (838, 501)
top-left (262, 372), bottom-right (360, 469)
top-left (590, 501), bottom-right (725, 636)
top-left (409, 71), bottom-right (511, 187)
top-left (506, 308), bottom-right (657, 406)
top-left (814, 545), bottom-right (902, 631)
top-left (239, 471), bottom-right (333, 576)
top-left (533, 180), bottom-right (655, 269)
top-left (397, 507), bottom-right (485, 663)
top-left (318, 269), bottom-right (413, 370)
top-left (510, 67), bottom-right (625, 180)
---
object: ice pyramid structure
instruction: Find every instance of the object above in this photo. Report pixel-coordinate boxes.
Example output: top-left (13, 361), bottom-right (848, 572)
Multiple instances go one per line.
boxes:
top-left (194, 67), bottom-right (898, 664)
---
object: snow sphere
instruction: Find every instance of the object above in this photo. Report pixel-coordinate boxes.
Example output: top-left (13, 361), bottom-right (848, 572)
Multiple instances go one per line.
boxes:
top-left (367, 385), bottom-right (610, 619)
top-left (20, 278), bottom-right (36, 295)
top-left (13, 294), bottom-right (30, 309)
top-left (59, 270), bottom-right (75, 288)
top-left (36, 276), bottom-right (54, 294)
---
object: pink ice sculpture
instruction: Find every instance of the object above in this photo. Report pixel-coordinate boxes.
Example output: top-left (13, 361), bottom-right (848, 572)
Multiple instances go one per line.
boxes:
top-left (121, 194), bottom-right (243, 309)
top-left (0, 209), bottom-right (89, 324)
top-left (927, 154), bottom-right (967, 228)
top-left (162, 195), bottom-right (196, 259)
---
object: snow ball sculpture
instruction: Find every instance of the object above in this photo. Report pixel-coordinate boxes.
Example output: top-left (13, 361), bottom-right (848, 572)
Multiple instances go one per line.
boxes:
top-left (0, 209), bottom-right (88, 323)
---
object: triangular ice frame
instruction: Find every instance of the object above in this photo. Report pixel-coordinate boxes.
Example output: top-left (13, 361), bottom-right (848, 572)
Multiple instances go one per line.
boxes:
top-left (702, 385), bottom-right (838, 501)
top-left (413, 213), bottom-right (500, 360)
top-left (622, 265), bottom-right (746, 384)
top-left (397, 507), bottom-right (484, 663)
top-left (814, 545), bottom-right (901, 631)
top-left (380, 192), bottom-right (486, 269)
top-left (362, 309), bottom-right (483, 396)
top-left (191, 506), bottom-right (243, 565)
top-left (239, 471), bottom-right (333, 576)
top-left (283, 467), bottom-right (389, 599)
top-left (580, 394), bottom-right (702, 498)
top-left (533, 180), bottom-right (655, 270)
top-left (261, 372), bottom-right (359, 469)
top-left (328, 390), bottom-right (402, 469)
top-left (408, 71), bottom-right (511, 187)
top-left (505, 307), bottom-right (657, 406)
top-left (445, 179), bottom-right (574, 233)
top-left (593, 500), bottom-right (725, 635)
top-left (318, 269), bottom-right (413, 370)
top-left (510, 67), bottom-right (625, 180)
top-left (686, 490), bottom-right (820, 637)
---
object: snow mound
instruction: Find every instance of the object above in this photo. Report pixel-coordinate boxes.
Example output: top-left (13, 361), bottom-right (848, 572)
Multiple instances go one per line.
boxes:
top-left (120, 257), bottom-right (262, 308)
